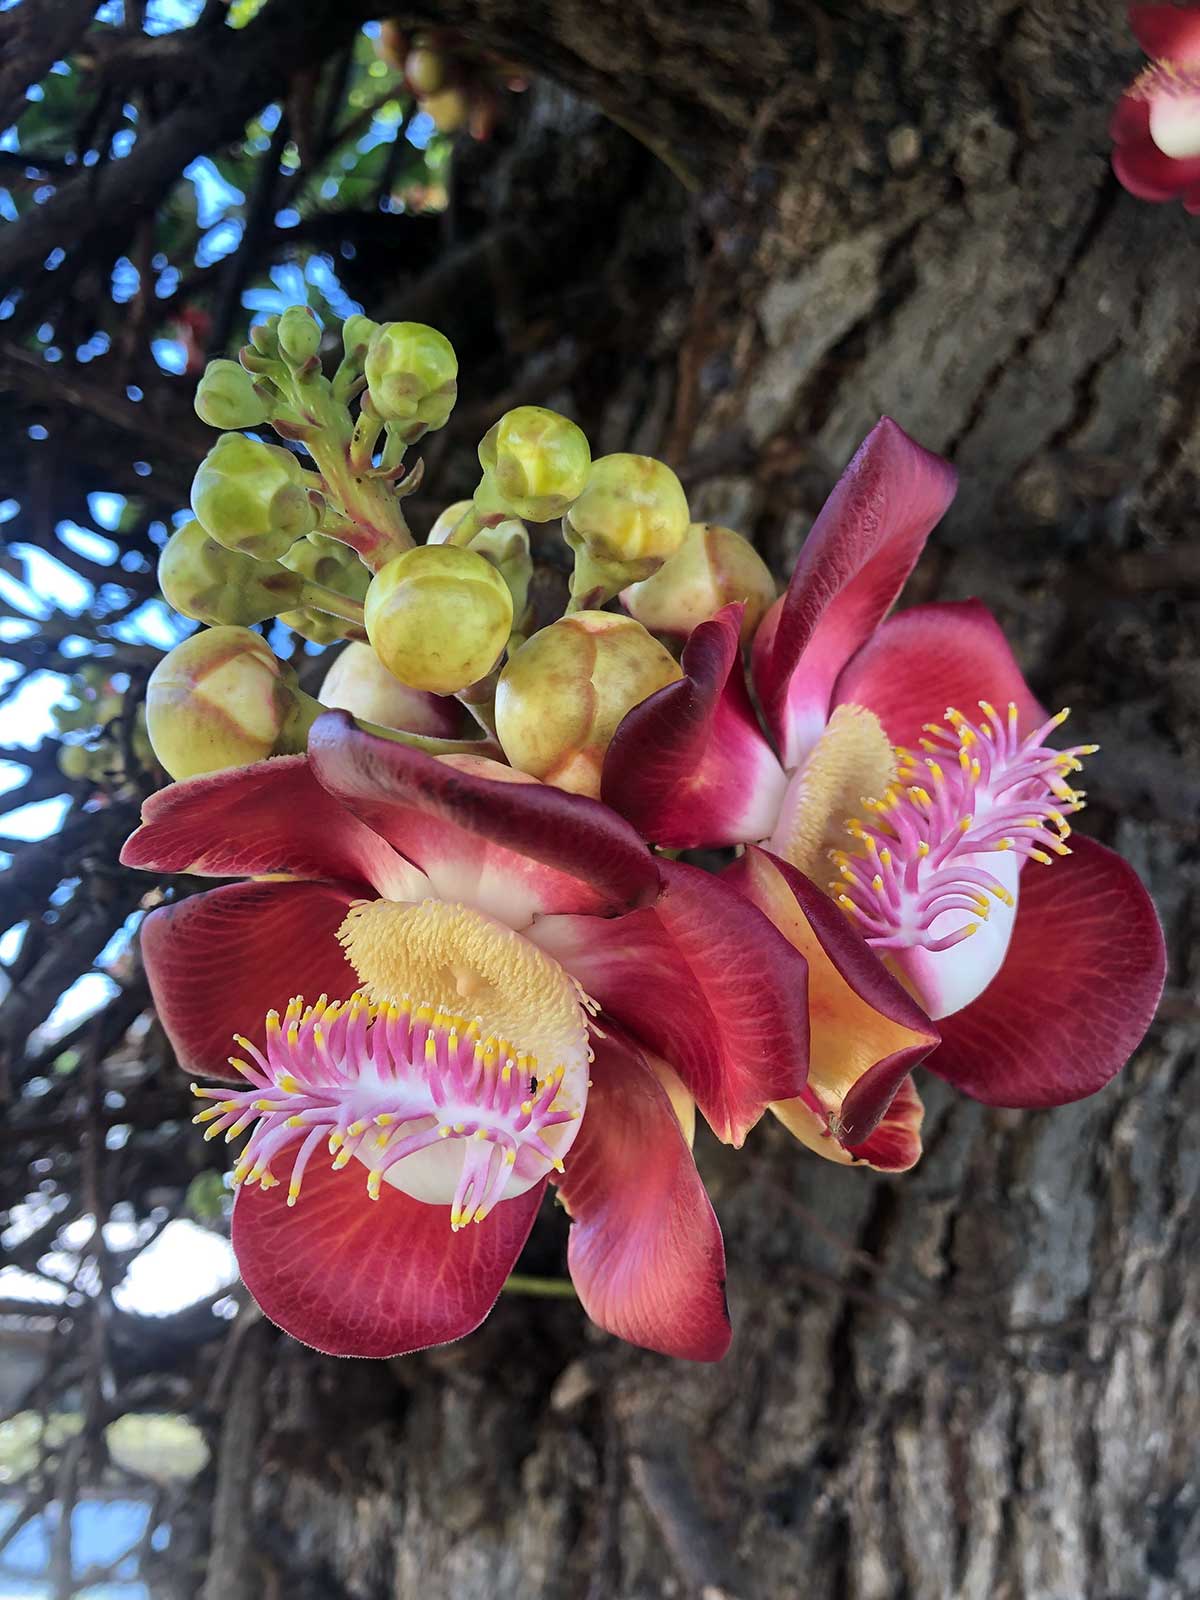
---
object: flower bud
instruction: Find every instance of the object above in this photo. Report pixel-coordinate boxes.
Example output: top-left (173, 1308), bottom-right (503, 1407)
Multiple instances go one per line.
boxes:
top-left (280, 532), bottom-right (370, 600)
top-left (426, 500), bottom-right (474, 544)
top-left (364, 321), bottom-right (458, 432)
top-left (194, 360), bottom-right (271, 430)
top-left (565, 453), bottom-right (690, 565)
top-left (405, 44), bottom-right (446, 95)
top-left (277, 304), bottom-right (322, 367)
top-left (495, 611), bottom-right (682, 797)
top-left (477, 406), bottom-right (591, 522)
top-left (319, 642), bottom-right (462, 737)
top-left (622, 523), bottom-right (776, 643)
top-left (424, 89), bottom-right (468, 133)
top-left (158, 519), bottom-right (308, 626)
top-left (191, 434), bottom-right (318, 561)
top-left (145, 627), bottom-right (312, 780)
top-left (364, 544), bottom-right (513, 694)
top-left (342, 313), bottom-right (378, 359)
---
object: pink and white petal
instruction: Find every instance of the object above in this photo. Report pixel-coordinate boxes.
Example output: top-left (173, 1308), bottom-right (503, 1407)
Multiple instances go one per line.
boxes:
top-left (774, 1072), bottom-right (924, 1172)
top-left (530, 859), bottom-right (810, 1148)
top-left (726, 847), bottom-right (937, 1146)
top-left (308, 712), bottom-right (659, 926)
top-left (1112, 130), bottom-right (1200, 199)
top-left (1130, 4), bottom-right (1200, 65)
top-left (141, 880), bottom-right (360, 1081)
top-left (753, 419), bottom-right (958, 767)
top-left (554, 1029), bottom-right (730, 1362)
top-left (602, 604), bottom-right (787, 849)
top-left (832, 598), bottom-right (1046, 752)
top-left (120, 754), bottom-right (421, 900)
top-left (233, 1152), bottom-right (546, 1357)
top-left (926, 836), bottom-right (1165, 1107)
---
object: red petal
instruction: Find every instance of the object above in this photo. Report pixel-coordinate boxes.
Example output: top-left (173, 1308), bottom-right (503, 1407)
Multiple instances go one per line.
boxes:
top-left (1112, 129), bottom-right (1200, 199)
top-left (309, 712), bottom-right (659, 923)
top-left (141, 880), bottom-right (360, 1080)
top-left (1110, 92), bottom-right (1151, 145)
top-left (727, 847), bottom-right (937, 1144)
top-left (530, 860), bottom-right (810, 1147)
top-left (927, 836), bottom-right (1165, 1106)
top-left (554, 1029), bottom-right (730, 1361)
top-left (602, 604), bottom-right (787, 849)
top-left (233, 1151), bottom-right (546, 1357)
top-left (1130, 4), bottom-right (1200, 64)
top-left (753, 419), bottom-right (957, 767)
top-left (832, 598), bottom-right (1046, 751)
top-left (844, 1074), bottom-right (924, 1171)
top-left (120, 754), bottom-right (419, 899)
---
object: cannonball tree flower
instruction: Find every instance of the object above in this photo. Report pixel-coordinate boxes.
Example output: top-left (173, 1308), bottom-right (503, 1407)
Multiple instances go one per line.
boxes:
top-left (1112, 5), bottom-right (1200, 210)
top-left (603, 419), bottom-right (1165, 1165)
top-left (121, 716), bottom-right (812, 1361)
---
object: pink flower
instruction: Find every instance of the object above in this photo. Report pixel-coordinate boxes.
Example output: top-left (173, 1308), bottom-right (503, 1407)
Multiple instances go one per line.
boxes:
top-left (1112, 5), bottom-right (1200, 210)
top-left (603, 420), bottom-right (1165, 1155)
top-left (122, 720), bottom-right (814, 1361)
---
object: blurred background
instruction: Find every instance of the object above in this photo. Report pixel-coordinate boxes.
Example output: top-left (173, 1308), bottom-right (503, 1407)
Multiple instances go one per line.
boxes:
top-left (0, 2), bottom-right (1196, 1597)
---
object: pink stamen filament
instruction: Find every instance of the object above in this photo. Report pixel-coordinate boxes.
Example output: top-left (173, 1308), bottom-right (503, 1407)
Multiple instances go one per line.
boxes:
top-left (831, 702), bottom-right (1095, 953)
top-left (191, 992), bottom-right (579, 1230)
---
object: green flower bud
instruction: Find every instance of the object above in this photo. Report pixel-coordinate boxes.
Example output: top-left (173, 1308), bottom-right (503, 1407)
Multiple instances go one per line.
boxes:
top-left (405, 44), bottom-right (446, 95)
top-left (495, 612), bottom-right (682, 798)
top-left (191, 434), bottom-right (318, 561)
top-left (364, 321), bottom-right (458, 431)
top-left (58, 743), bottom-right (92, 780)
top-left (145, 627), bottom-right (314, 780)
top-left (319, 642), bottom-right (461, 737)
top-left (566, 453), bottom-right (690, 565)
top-left (364, 544), bottom-right (512, 694)
top-left (427, 500), bottom-right (475, 545)
top-left (477, 406), bottom-right (591, 522)
top-left (158, 519), bottom-right (308, 626)
top-left (277, 305), bottom-right (322, 367)
top-left (342, 314), bottom-right (379, 359)
top-left (622, 523), bottom-right (776, 643)
top-left (280, 532), bottom-right (371, 601)
top-left (194, 360), bottom-right (271, 430)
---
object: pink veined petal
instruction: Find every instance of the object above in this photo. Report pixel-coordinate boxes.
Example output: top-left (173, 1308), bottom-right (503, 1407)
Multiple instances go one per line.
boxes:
top-left (308, 712), bottom-right (659, 927)
top-left (140, 880), bottom-right (361, 1081)
top-left (843, 1074), bottom-right (925, 1171)
top-left (233, 1150), bottom-right (547, 1358)
top-left (831, 598), bottom-right (1046, 751)
top-left (926, 836), bottom-right (1165, 1107)
top-left (554, 1028), bottom-right (730, 1362)
top-left (120, 754), bottom-right (422, 901)
top-left (529, 859), bottom-right (810, 1148)
top-left (752, 418), bottom-right (958, 768)
top-left (602, 603), bottom-right (787, 850)
top-left (1112, 128), bottom-right (1200, 199)
top-left (1129, 4), bottom-right (1200, 65)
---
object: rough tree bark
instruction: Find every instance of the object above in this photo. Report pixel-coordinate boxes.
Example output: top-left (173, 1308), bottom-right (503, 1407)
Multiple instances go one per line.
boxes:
top-left (160, 4), bottom-right (1200, 1597)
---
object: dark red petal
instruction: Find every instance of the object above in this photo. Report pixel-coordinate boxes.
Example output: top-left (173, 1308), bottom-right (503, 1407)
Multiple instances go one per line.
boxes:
top-left (726, 847), bottom-right (938, 1143)
top-left (309, 712), bottom-right (659, 922)
top-left (753, 418), bottom-right (957, 766)
top-left (1110, 92), bottom-right (1151, 145)
top-left (927, 836), bottom-right (1165, 1107)
top-left (554, 1029), bottom-right (730, 1362)
top-left (530, 860), bottom-right (809, 1147)
top-left (843, 1074), bottom-right (924, 1171)
top-left (832, 598), bottom-right (1046, 751)
top-left (120, 754), bottom-right (417, 898)
top-left (141, 880), bottom-right (360, 1080)
top-left (1112, 129), bottom-right (1200, 199)
top-left (233, 1153), bottom-right (546, 1357)
top-left (602, 603), bottom-right (787, 849)
top-left (1130, 4), bottom-right (1200, 64)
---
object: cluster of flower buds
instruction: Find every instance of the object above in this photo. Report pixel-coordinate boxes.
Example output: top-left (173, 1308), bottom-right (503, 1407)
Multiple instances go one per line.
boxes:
top-left (55, 667), bottom-right (155, 788)
top-left (148, 304), bottom-right (781, 797)
top-left (375, 21), bottom-right (527, 141)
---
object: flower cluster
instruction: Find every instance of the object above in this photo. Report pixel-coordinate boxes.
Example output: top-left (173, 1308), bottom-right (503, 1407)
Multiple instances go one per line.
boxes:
top-left (1112, 4), bottom-right (1200, 209)
top-left (123, 306), bottom-right (1164, 1363)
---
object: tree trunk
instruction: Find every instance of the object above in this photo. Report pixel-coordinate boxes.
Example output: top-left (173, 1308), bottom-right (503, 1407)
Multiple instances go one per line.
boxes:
top-left (196, 5), bottom-right (1198, 1597)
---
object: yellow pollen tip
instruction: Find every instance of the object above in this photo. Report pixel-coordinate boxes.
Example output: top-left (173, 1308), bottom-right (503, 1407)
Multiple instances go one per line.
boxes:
top-left (375, 1113), bottom-right (395, 1127)
top-left (328, 1132), bottom-right (344, 1151)
top-left (287, 1185), bottom-right (300, 1207)
top-left (959, 815), bottom-right (973, 832)
top-left (504, 1149), bottom-right (516, 1165)
top-left (347, 1119), bottom-right (368, 1137)
top-left (438, 1126), bottom-right (451, 1138)
top-left (473, 1206), bottom-right (489, 1224)
top-left (277, 1074), bottom-right (299, 1094)
top-left (367, 1171), bottom-right (382, 1201)
top-left (917, 840), bottom-right (930, 857)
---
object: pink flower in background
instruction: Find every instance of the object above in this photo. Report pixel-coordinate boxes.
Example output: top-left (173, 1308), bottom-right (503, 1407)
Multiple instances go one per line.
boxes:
top-left (603, 420), bottom-right (1165, 1159)
top-left (1112, 4), bottom-right (1200, 209)
top-left (122, 720), bottom-right (815, 1361)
